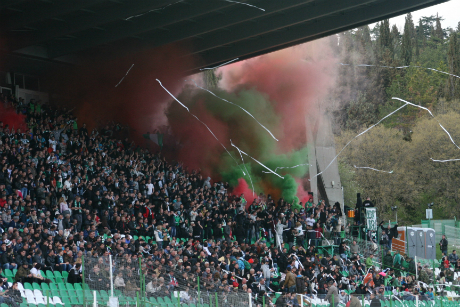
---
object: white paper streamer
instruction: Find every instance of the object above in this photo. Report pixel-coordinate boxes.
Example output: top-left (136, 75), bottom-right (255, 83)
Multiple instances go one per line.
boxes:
top-left (222, 0), bottom-right (265, 11)
top-left (232, 139), bottom-right (255, 197)
top-left (340, 63), bottom-right (460, 79)
top-left (125, 0), bottom-right (184, 20)
top-left (392, 97), bottom-right (460, 150)
top-left (262, 163), bottom-right (311, 174)
top-left (430, 158), bottom-right (460, 163)
top-left (199, 58), bottom-right (239, 71)
top-left (230, 140), bottom-right (283, 179)
top-left (156, 79), bottom-right (245, 175)
top-left (115, 64), bottom-right (134, 87)
top-left (309, 103), bottom-right (408, 181)
top-left (353, 165), bottom-right (393, 174)
top-left (187, 79), bottom-right (279, 141)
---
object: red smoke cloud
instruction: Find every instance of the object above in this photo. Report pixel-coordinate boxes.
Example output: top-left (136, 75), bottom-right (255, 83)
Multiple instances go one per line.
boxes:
top-left (218, 41), bottom-right (336, 152)
top-left (0, 103), bottom-right (27, 131)
top-left (46, 44), bottom-right (196, 144)
top-left (232, 178), bottom-right (256, 208)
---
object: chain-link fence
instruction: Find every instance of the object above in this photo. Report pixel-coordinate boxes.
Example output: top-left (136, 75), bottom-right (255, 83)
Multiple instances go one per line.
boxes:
top-left (81, 255), bottom-right (252, 307)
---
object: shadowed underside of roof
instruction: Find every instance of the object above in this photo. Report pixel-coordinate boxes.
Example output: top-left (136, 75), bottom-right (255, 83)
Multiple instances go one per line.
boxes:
top-left (0, 0), bottom-right (450, 74)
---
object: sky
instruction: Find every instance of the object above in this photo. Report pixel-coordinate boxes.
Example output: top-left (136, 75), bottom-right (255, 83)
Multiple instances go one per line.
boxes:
top-left (387, 0), bottom-right (460, 30)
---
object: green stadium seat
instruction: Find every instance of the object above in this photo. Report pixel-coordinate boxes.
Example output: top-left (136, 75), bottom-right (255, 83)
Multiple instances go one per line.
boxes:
top-left (74, 283), bottom-right (82, 291)
top-left (4, 269), bottom-right (13, 277)
top-left (157, 297), bottom-right (165, 303)
top-left (38, 304), bottom-right (46, 307)
top-left (40, 270), bottom-right (46, 279)
top-left (46, 271), bottom-right (55, 279)
top-left (66, 283), bottom-right (74, 291)
top-left (70, 296), bottom-right (79, 305)
top-left (24, 282), bottom-right (33, 290)
top-left (150, 297), bottom-right (157, 304)
top-left (59, 289), bottom-right (69, 297)
top-left (164, 296), bottom-right (172, 304)
top-left (54, 271), bottom-right (63, 278)
top-left (55, 304), bottom-right (64, 307)
top-left (32, 282), bottom-right (41, 290)
top-left (58, 283), bottom-right (67, 290)
top-left (41, 283), bottom-right (50, 291)
top-left (61, 297), bottom-right (71, 305)
top-left (20, 304), bottom-right (28, 307)
top-left (56, 276), bottom-right (64, 284)
top-left (1, 303), bottom-right (9, 307)
top-left (62, 271), bottom-right (69, 279)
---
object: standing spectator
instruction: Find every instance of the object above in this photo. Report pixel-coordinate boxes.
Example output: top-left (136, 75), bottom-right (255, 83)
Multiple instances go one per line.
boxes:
top-left (440, 235), bottom-right (448, 255)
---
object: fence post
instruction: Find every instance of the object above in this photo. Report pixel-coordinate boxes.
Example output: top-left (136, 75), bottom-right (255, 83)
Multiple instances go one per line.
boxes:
top-left (46, 290), bottom-right (49, 307)
top-left (138, 258), bottom-right (143, 305)
top-left (197, 276), bottom-right (201, 307)
top-left (248, 292), bottom-right (252, 307)
top-left (177, 290), bottom-right (181, 307)
top-left (82, 255), bottom-right (86, 306)
top-left (263, 294), bottom-right (265, 307)
top-left (215, 292), bottom-right (218, 307)
top-left (332, 294), bottom-right (334, 307)
top-left (362, 295), bottom-right (364, 307)
top-left (136, 291), bottom-right (139, 307)
top-left (110, 254), bottom-right (114, 298)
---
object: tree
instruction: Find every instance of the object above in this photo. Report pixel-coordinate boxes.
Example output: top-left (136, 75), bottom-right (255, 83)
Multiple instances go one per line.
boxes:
top-left (447, 29), bottom-right (460, 99)
top-left (435, 14), bottom-right (444, 41)
top-left (402, 14), bottom-right (414, 65)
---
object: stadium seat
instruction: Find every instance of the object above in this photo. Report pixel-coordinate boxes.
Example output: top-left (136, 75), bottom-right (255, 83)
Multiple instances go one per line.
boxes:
top-left (62, 271), bottom-right (69, 279)
top-left (70, 296), bottom-right (80, 305)
top-left (74, 283), bottom-right (82, 291)
top-left (4, 269), bottom-right (13, 278)
top-left (32, 282), bottom-right (41, 290)
top-left (150, 297), bottom-right (157, 304)
top-left (46, 271), bottom-right (55, 279)
top-left (66, 283), bottom-right (75, 291)
top-left (41, 283), bottom-right (50, 291)
top-left (50, 283), bottom-right (58, 291)
top-left (24, 282), bottom-right (33, 290)
top-left (58, 283), bottom-right (67, 290)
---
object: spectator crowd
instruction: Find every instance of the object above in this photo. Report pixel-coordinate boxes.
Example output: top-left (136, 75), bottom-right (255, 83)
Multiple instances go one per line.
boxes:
top-left (1, 93), bottom-right (460, 307)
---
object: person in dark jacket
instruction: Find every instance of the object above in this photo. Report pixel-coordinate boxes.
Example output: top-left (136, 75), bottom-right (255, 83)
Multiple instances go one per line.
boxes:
top-left (67, 263), bottom-right (82, 284)
top-left (45, 250), bottom-right (60, 272)
top-left (14, 263), bottom-right (32, 283)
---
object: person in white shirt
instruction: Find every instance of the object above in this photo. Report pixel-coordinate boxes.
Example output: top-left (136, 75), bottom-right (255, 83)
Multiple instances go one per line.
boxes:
top-left (146, 179), bottom-right (154, 196)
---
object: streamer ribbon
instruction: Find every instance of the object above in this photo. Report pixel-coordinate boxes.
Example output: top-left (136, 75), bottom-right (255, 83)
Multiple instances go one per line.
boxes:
top-left (430, 158), bottom-right (460, 163)
top-left (115, 64), bottom-right (134, 87)
top-left (353, 165), bottom-right (393, 174)
top-left (392, 97), bottom-right (460, 150)
top-left (232, 139), bottom-right (255, 197)
top-left (156, 79), bottom-right (245, 175)
top-left (199, 58), bottom-right (239, 71)
top-left (222, 0), bottom-right (265, 11)
top-left (340, 63), bottom-right (460, 79)
top-left (187, 79), bottom-right (279, 141)
top-left (230, 140), bottom-right (283, 179)
top-left (125, 0), bottom-right (184, 20)
top-left (262, 163), bottom-right (310, 174)
top-left (309, 103), bottom-right (408, 180)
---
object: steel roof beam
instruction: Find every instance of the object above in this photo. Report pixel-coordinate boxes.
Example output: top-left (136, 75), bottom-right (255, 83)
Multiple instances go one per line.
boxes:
top-left (9, 0), bottom-right (181, 50)
top-left (189, 0), bottom-right (448, 72)
top-left (47, 0), bottom-right (310, 59)
top-left (188, 0), bottom-right (379, 56)
top-left (6, 0), bottom-right (105, 30)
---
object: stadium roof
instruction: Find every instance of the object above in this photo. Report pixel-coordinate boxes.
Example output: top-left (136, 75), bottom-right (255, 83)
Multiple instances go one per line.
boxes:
top-left (0, 0), bottom-right (450, 74)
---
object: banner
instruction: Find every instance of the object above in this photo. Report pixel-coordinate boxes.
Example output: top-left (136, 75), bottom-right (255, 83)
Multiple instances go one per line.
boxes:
top-left (366, 208), bottom-right (377, 231)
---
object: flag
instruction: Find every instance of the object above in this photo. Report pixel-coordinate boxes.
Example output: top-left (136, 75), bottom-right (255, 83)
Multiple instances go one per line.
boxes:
top-left (143, 133), bottom-right (163, 148)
